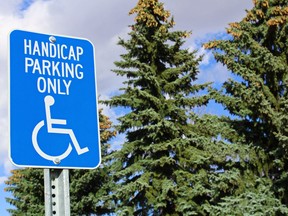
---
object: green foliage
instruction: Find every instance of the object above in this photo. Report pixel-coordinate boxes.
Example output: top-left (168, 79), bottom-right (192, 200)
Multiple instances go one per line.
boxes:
top-left (102, 0), bottom-right (229, 215)
top-left (209, 178), bottom-right (288, 216)
top-left (5, 109), bottom-right (115, 215)
top-left (205, 0), bottom-right (288, 212)
top-left (5, 168), bottom-right (44, 215)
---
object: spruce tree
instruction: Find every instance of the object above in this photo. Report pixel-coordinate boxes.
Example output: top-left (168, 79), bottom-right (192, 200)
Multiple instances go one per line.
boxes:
top-left (205, 0), bottom-right (288, 214)
top-left (5, 109), bottom-right (115, 215)
top-left (103, 0), bottom-right (229, 214)
top-left (5, 168), bottom-right (45, 215)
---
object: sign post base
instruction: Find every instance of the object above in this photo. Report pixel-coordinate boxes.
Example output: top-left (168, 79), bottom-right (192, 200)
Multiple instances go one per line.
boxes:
top-left (44, 169), bottom-right (70, 216)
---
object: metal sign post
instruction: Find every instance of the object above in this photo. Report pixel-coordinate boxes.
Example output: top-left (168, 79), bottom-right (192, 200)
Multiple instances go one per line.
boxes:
top-left (44, 169), bottom-right (70, 216)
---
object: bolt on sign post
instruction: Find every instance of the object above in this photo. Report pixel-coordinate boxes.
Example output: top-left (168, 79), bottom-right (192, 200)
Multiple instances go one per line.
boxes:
top-left (9, 30), bottom-right (101, 216)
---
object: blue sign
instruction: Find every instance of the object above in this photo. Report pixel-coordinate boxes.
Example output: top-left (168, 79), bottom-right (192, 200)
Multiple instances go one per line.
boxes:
top-left (9, 30), bottom-right (101, 169)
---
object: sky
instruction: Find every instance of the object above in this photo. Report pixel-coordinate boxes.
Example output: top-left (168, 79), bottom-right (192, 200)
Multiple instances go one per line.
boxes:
top-left (0, 0), bottom-right (253, 215)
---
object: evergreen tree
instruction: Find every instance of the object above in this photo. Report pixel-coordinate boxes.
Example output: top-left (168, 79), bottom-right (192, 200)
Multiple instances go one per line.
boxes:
top-left (205, 0), bottom-right (288, 214)
top-left (5, 168), bottom-right (44, 215)
top-left (5, 109), bottom-right (115, 215)
top-left (103, 0), bottom-right (229, 214)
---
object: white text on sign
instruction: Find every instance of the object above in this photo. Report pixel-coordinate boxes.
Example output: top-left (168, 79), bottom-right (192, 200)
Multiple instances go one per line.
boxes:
top-left (23, 39), bottom-right (84, 95)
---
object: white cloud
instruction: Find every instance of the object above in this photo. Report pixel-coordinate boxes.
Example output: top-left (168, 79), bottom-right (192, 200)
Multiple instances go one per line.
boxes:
top-left (188, 36), bottom-right (230, 85)
top-left (0, 176), bottom-right (7, 185)
top-left (110, 133), bottom-right (126, 151)
top-left (99, 104), bottom-right (119, 126)
top-left (198, 62), bottom-right (231, 84)
top-left (167, 0), bottom-right (253, 38)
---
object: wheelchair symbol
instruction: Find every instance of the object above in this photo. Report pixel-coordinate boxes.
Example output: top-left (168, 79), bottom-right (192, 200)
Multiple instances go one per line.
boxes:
top-left (32, 95), bottom-right (89, 163)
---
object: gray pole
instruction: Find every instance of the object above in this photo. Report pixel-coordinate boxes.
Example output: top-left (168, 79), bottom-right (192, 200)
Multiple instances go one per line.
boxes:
top-left (44, 169), bottom-right (71, 216)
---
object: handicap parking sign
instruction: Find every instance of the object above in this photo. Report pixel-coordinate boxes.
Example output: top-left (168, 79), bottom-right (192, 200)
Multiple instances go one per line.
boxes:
top-left (9, 30), bottom-right (101, 169)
